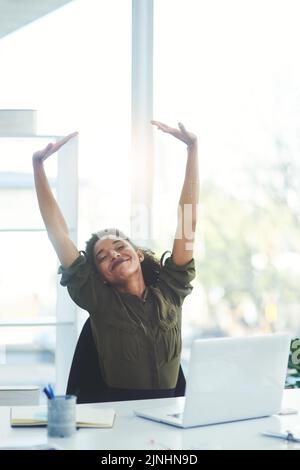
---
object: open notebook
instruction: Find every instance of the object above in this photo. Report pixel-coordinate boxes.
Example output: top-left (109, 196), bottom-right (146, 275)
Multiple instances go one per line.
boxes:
top-left (10, 405), bottom-right (115, 428)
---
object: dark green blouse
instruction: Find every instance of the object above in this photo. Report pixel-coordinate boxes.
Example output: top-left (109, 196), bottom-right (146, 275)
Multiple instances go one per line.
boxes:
top-left (58, 252), bottom-right (195, 390)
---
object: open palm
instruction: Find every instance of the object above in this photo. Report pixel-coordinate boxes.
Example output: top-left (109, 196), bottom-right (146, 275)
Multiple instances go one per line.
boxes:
top-left (32, 132), bottom-right (78, 163)
top-left (151, 120), bottom-right (197, 146)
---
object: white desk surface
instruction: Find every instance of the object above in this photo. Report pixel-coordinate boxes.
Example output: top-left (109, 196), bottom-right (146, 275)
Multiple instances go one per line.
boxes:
top-left (0, 389), bottom-right (300, 450)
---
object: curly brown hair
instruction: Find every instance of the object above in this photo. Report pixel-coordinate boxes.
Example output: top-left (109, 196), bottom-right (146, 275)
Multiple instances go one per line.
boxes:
top-left (84, 228), bottom-right (169, 286)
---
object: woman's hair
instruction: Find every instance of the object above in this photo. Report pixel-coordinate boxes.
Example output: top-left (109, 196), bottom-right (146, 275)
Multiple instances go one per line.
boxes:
top-left (84, 228), bottom-right (169, 286)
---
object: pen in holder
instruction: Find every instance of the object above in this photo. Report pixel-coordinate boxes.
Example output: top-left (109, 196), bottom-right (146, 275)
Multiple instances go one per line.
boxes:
top-left (47, 395), bottom-right (77, 438)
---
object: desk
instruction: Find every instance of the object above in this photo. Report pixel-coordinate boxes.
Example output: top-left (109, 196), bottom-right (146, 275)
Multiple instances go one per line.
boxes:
top-left (0, 390), bottom-right (300, 450)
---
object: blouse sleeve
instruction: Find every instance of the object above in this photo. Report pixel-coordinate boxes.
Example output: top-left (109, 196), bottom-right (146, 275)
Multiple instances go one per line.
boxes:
top-left (157, 255), bottom-right (196, 307)
top-left (58, 251), bottom-right (106, 313)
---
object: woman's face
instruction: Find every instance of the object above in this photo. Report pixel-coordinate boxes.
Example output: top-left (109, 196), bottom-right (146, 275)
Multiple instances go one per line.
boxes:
top-left (93, 236), bottom-right (144, 284)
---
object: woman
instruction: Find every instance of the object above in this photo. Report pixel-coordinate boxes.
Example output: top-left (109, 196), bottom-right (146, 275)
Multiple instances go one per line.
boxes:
top-left (33, 121), bottom-right (199, 400)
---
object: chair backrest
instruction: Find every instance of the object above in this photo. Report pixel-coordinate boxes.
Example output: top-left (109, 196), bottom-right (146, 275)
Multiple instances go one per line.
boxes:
top-left (66, 318), bottom-right (108, 403)
top-left (67, 318), bottom-right (186, 403)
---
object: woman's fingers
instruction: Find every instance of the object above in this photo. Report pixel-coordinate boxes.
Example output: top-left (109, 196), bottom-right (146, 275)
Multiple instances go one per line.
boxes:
top-left (45, 143), bottom-right (53, 153)
top-left (151, 120), bottom-right (167, 131)
top-left (51, 132), bottom-right (78, 153)
top-left (42, 143), bottom-right (53, 158)
top-left (151, 120), bottom-right (187, 135)
top-left (151, 120), bottom-right (171, 131)
top-left (44, 132), bottom-right (78, 157)
top-left (32, 132), bottom-right (78, 163)
top-left (178, 122), bottom-right (190, 136)
top-left (151, 120), bottom-right (196, 146)
top-left (151, 120), bottom-right (179, 134)
top-left (151, 120), bottom-right (163, 126)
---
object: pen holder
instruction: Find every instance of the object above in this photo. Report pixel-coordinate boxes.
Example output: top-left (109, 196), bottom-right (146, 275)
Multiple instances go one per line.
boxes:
top-left (47, 395), bottom-right (76, 438)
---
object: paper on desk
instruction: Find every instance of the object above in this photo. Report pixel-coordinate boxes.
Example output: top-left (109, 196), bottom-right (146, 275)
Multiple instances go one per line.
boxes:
top-left (76, 407), bottom-right (115, 428)
top-left (10, 405), bottom-right (115, 428)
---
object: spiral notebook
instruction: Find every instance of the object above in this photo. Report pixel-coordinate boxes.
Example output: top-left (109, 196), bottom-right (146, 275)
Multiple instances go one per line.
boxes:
top-left (10, 405), bottom-right (115, 428)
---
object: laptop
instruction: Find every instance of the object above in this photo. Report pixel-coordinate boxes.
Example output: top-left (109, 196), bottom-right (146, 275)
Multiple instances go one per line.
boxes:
top-left (134, 333), bottom-right (291, 428)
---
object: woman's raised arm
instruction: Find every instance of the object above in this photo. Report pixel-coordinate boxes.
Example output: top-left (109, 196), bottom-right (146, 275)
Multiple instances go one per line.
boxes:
top-left (151, 121), bottom-right (199, 265)
top-left (32, 132), bottom-right (80, 268)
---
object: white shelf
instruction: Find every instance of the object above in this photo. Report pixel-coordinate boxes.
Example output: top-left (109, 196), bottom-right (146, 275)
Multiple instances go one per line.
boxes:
top-left (0, 318), bottom-right (73, 328)
top-left (0, 135), bottom-right (64, 139)
top-left (0, 228), bottom-right (47, 232)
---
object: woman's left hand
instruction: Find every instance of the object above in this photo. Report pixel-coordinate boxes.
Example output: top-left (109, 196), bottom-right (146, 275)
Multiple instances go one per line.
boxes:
top-left (151, 120), bottom-right (197, 147)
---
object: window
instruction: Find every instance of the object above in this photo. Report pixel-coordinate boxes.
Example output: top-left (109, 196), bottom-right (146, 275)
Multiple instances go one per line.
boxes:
top-left (153, 0), bottom-right (300, 368)
top-left (0, 0), bottom-right (131, 389)
top-left (0, 134), bottom-right (77, 390)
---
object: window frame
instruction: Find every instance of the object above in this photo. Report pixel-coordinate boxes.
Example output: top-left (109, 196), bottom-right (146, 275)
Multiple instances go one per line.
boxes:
top-left (0, 134), bottom-right (78, 393)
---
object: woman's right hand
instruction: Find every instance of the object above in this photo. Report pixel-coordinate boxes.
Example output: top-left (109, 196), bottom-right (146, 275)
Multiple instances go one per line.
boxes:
top-left (32, 132), bottom-right (78, 164)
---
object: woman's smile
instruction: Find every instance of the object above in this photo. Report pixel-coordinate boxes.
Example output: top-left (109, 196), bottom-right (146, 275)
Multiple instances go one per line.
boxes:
top-left (110, 257), bottom-right (130, 272)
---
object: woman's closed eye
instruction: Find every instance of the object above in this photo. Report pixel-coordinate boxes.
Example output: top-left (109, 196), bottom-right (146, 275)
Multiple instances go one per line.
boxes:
top-left (116, 244), bottom-right (125, 250)
top-left (98, 245), bottom-right (125, 263)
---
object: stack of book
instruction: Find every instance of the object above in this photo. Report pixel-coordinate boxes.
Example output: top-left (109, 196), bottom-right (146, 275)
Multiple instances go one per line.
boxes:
top-left (0, 109), bottom-right (37, 136)
top-left (0, 386), bottom-right (40, 406)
